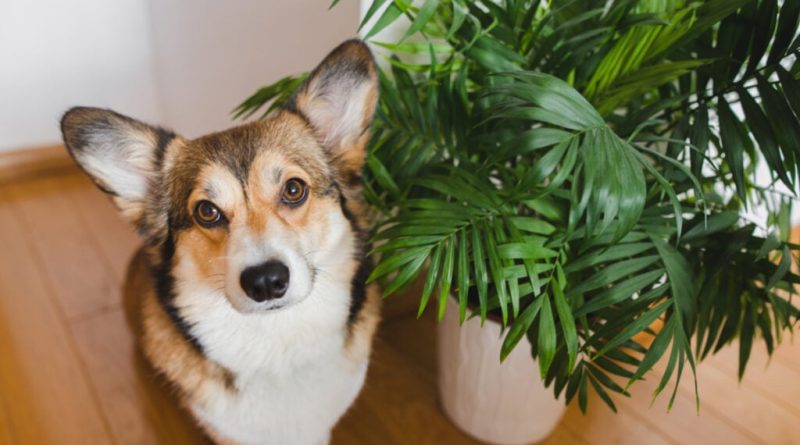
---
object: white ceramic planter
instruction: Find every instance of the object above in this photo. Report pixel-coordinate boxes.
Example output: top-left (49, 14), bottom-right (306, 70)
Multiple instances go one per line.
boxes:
top-left (438, 297), bottom-right (566, 445)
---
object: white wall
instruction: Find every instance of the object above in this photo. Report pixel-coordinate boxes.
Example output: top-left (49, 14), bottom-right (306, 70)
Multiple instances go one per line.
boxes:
top-left (0, 0), bottom-right (360, 151)
top-left (0, 0), bottom-right (161, 152)
top-left (147, 0), bottom-right (359, 138)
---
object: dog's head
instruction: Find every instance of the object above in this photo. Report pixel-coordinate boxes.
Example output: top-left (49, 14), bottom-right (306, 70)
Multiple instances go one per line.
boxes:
top-left (61, 40), bottom-right (377, 314)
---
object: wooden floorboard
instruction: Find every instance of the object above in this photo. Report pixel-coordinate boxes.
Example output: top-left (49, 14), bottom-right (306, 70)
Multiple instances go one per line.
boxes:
top-left (0, 171), bottom-right (798, 445)
top-left (689, 358), bottom-right (800, 444)
top-left (0, 187), bottom-right (113, 444)
top-left (707, 338), bottom-right (800, 414)
top-left (70, 307), bottom-right (206, 445)
top-left (63, 174), bottom-right (141, 284)
top-left (9, 176), bottom-right (122, 320)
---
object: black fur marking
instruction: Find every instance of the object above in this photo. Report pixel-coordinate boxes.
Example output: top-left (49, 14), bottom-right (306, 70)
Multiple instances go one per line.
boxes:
top-left (336, 184), bottom-right (373, 327)
top-left (151, 228), bottom-right (204, 352)
top-left (338, 189), bottom-right (359, 230)
top-left (283, 100), bottom-right (304, 120)
top-left (202, 132), bottom-right (259, 189)
top-left (94, 181), bottom-right (119, 198)
top-left (154, 127), bottom-right (176, 164)
top-left (346, 173), bottom-right (363, 189)
top-left (348, 255), bottom-right (373, 326)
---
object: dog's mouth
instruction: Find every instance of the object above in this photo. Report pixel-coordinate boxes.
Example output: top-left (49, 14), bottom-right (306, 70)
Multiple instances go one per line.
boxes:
top-left (227, 297), bottom-right (289, 314)
top-left (262, 302), bottom-right (288, 312)
top-left (224, 287), bottom-right (312, 314)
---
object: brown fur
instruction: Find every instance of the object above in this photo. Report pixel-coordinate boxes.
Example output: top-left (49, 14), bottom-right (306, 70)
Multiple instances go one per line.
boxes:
top-left (125, 248), bottom-right (236, 399)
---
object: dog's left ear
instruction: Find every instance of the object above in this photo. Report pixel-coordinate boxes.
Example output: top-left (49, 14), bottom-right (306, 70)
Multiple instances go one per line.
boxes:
top-left (287, 39), bottom-right (378, 178)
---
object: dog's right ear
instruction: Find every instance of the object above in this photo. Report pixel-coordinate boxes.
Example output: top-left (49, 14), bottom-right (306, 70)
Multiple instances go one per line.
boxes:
top-left (61, 107), bottom-right (176, 228)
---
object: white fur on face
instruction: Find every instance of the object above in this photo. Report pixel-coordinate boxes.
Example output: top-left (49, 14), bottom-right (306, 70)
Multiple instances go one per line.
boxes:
top-left (170, 210), bottom-right (364, 444)
top-left (172, 204), bottom-right (357, 370)
top-left (183, 158), bottom-right (356, 317)
top-left (224, 221), bottom-right (314, 313)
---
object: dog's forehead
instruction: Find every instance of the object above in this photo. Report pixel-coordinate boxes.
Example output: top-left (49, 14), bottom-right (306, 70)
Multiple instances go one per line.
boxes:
top-left (164, 112), bottom-right (334, 227)
top-left (176, 112), bottom-right (331, 189)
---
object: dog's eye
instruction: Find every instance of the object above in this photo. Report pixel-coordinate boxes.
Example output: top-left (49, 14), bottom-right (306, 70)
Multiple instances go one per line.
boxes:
top-left (281, 178), bottom-right (308, 206)
top-left (194, 200), bottom-right (224, 227)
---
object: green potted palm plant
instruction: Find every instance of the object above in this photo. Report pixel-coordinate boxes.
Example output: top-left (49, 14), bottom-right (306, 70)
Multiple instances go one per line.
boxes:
top-left (236, 0), bottom-right (800, 443)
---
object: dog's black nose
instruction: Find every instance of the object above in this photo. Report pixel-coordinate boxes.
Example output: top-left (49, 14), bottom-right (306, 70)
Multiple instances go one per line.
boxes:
top-left (240, 261), bottom-right (290, 302)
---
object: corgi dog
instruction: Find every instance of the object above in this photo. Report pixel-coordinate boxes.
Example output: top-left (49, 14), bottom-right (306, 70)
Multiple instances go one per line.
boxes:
top-left (60, 40), bottom-right (381, 445)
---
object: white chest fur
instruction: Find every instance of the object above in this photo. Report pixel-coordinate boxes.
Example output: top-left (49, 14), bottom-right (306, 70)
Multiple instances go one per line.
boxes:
top-left (176, 272), bottom-right (365, 445)
top-left (192, 352), bottom-right (367, 445)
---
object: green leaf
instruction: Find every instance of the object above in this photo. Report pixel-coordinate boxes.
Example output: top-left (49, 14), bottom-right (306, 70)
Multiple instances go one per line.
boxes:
top-left (359, 0), bottom-right (389, 31)
top-left (523, 196), bottom-right (567, 223)
top-left (739, 305), bottom-right (755, 380)
top-left (651, 236), bottom-right (695, 327)
top-left (367, 154), bottom-right (401, 196)
top-left (628, 315), bottom-right (676, 388)
top-left (457, 229), bottom-right (470, 323)
top-left (746, 0), bottom-right (777, 73)
top-left (415, 176), bottom-right (497, 210)
top-left (594, 300), bottom-right (670, 359)
top-left (509, 217), bottom-right (556, 235)
top-left (682, 211), bottom-right (740, 242)
top-left (489, 72), bottom-right (604, 128)
top-left (438, 236), bottom-right (456, 320)
top-left (364, 2), bottom-right (403, 40)
top-left (652, 343), bottom-right (679, 403)
top-left (578, 370), bottom-right (589, 413)
top-left (402, 0), bottom-right (439, 40)
top-left (486, 224), bottom-right (509, 324)
top-left (588, 373), bottom-right (618, 413)
top-left (658, 0), bottom-right (751, 58)
top-left (537, 295), bottom-right (557, 378)
top-left (594, 356), bottom-right (635, 379)
top-left (581, 129), bottom-right (647, 243)
top-left (757, 77), bottom-right (800, 172)
top-left (232, 74), bottom-right (307, 119)
top-left (371, 235), bottom-right (444, 254)
top-left (689, 102), bottom-right (709, 179)
top-left (368, 245), bottom-right (432, 282)
top-left (501, 296), bottom-right (543, 361)
top-left (418, 243), bottom-right (443, 317)
top-left (497, 243), bottom-right (559, 260)
top-left (552, 281), bottom-right (578, 372)
top-left (448, 0), bottom-right (467, 37)
top-left (372, 41), bottom-right (453, 54)
top-left (381, 249), bottom-right (428, 297)
top-left (472, 227), bottom-right (489, 321)
top-left (776, 66), bottom-right (800, 122)
top-left (575, 268), bottom-right (666, 316)
top-left (469, 46), bottom-right (522, 73)
top-left (765, 246), bottom-right (792, 291)
top-left (523, 138), bottom-right (570, 185)
top-left (716, 97), bottom-right (748, 200)
top-left (736, 87), bottom-right (792, 189)
top-left (499, 128), bottom-right (572, 156)
top-left (768, 0), bottom-right (800, 64)
top-left (565, 242), bottom-right (654, 272)
top-left (375, 223), bottom-right (456, 239)
top-left (568, 255), bottom-right (661, 297)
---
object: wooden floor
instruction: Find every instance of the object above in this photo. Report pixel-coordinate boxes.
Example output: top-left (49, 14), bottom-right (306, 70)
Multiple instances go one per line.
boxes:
top-left (0, 169), bottom-right (799, 445)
